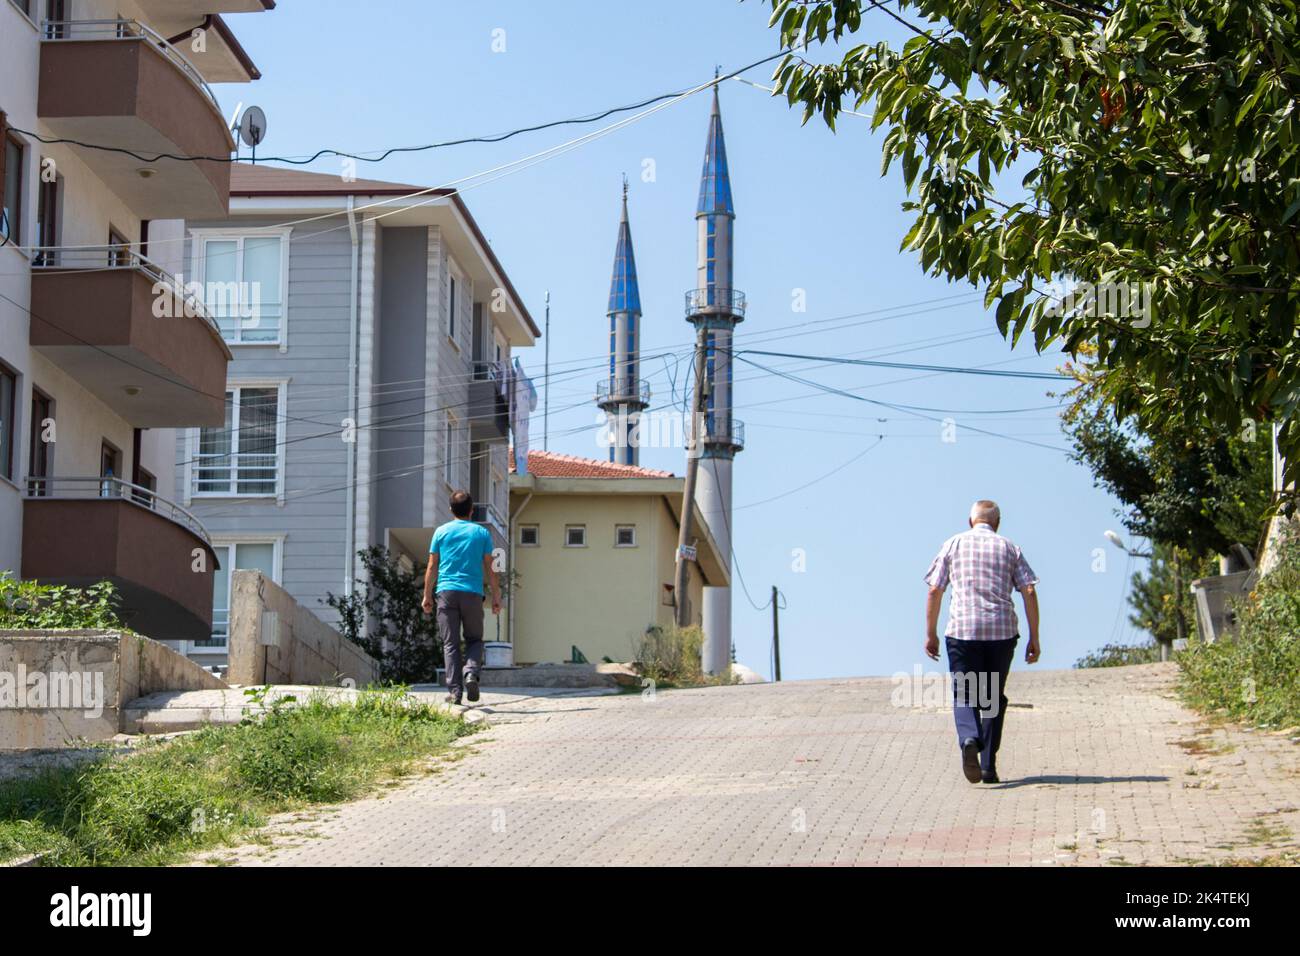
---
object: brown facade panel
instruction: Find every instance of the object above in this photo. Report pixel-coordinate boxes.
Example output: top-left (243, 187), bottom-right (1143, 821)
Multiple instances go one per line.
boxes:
top-left (21, 498), bottom-right (217, 642)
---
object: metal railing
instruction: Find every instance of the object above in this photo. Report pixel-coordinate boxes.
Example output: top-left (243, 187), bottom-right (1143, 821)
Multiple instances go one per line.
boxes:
top-left (29, 245), bottom-right (221, 335)
top-left (685, 287), bottom-right (746, 318)
top-left (24, 475), bottom-right (212, 544)
top-left (596, 377), bottom-right (651, 406)
top-left (692, 416), bottom-right (745, 450)
top-left (42, 18), bottom-right (223, 116)
top-left (192, 452), bottom-right (279, 497)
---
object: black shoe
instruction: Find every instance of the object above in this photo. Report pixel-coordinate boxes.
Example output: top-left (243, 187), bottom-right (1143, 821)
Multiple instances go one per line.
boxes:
top-left (444, 693), bottom-right (461, 707)
top-left (464, 671), bottom-right (480, 703)
top-left (981, 770), bottom-right (1000, 784)
top-left (961, 738), bottom-right (982, 784)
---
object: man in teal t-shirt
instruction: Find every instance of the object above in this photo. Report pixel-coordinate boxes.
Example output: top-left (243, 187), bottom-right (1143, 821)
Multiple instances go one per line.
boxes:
top-left (422, 490), bottom-right (500, 704)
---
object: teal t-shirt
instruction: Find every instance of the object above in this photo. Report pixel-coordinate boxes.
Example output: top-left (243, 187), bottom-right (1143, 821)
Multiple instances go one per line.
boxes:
top-left (430, 519), bottom-right (493, 594)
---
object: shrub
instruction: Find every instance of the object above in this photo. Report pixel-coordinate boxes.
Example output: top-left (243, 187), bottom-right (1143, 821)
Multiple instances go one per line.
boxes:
top-left (1075, 641), bottom-right (1163, 669)
top-left (0, 572), bottom-right (121, 630)
top-left (636, 625), bottom-right (734, 687)
top-left (1178, 533), bottom-right (1300, 728)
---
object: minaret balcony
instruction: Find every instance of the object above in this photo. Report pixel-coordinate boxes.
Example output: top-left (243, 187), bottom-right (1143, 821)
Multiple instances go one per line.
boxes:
top-left (685, 288), bottom-right (746, 321)
top-left (596, 377), bottom-right (651, 409)
top-left (692, 416), bottom-right (745, 452)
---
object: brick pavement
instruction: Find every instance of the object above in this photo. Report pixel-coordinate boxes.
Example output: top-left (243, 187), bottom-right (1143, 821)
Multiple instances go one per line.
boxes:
top-left (195, 663), bottom-right (1300, 866)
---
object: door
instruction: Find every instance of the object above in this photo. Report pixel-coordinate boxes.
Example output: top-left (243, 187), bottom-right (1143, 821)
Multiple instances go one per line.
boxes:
top-left (100, 441), bottom-right (121, 497)
top-left (28, 390), bottom-right (52, 495)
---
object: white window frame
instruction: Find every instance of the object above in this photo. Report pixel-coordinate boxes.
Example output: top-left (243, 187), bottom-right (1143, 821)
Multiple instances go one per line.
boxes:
top-left (518, 523), bottom-right (539, 547)
top-left (564, 525), bottom-right (587, 548)
top-left (443, 410), bottom-right (460, 488)
top-left (197, 534), bottom-right (285, 653)
top-left (189, 226), bottom-right (292, 351)
top-left (615, 524), bottom-right (637, 548)
top-left (186, 380), bottom-right (287, 503)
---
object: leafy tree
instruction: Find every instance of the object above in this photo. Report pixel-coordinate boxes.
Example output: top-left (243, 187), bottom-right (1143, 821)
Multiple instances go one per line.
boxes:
top-left (323, 546), bottom-right (441, 684)
top-left (1125, 542), bottom-right (1217, 642)
top-left (767, 0), bottom-right (1300, 482)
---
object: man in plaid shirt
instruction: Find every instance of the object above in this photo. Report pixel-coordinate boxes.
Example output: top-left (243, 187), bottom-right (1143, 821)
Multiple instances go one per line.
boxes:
top-left (924, 500), bottom-right (1041, 784)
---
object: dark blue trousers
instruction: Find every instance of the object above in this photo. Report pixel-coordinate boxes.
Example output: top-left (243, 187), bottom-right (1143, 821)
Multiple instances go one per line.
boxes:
top-left (945, 636), bottom-right (1018, 774)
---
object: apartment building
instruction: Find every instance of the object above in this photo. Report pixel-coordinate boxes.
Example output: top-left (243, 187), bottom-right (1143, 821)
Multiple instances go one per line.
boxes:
top-left (0, 0), bottom-right (269, 639)
top-left (171, 164), bottom-right (539, 665)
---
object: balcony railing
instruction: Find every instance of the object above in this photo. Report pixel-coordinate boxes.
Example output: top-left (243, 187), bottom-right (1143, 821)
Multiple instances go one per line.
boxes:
top-left (30, 245), bottom-right (220, 335)
top-left (42, 18), bottom-right (223, 115)
top-left (692, 416), bottom-right (745, 451)
top-left (596, 377), bottom-right (651, 406)
top-left (24, 475), bottom-right (212, 545)
top-left (685, 287), bottom-right (746, 319)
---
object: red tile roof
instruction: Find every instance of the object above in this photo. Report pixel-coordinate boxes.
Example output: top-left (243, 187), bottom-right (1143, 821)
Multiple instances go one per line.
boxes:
top-left (513, 450), bottom-right (675, 479)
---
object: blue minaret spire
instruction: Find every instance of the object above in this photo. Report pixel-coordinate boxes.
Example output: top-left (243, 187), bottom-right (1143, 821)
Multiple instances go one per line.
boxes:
top-left (597, 177), bottom-right (650, 465)
top-left (687, 82), bottom-right (744, 675)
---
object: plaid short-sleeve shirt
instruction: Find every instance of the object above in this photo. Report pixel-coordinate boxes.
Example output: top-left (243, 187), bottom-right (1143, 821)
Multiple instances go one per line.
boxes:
top-left (924, 523), bottom-right (1038, 641)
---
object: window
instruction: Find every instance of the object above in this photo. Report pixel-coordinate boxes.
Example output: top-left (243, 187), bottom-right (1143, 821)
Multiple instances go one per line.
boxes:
top-left (565, 525), bottom-right (586, 548)
top-left (518, 524), bottom-right (539, 547)
top-left (3, 133), bottom-right (24, 245)
top-left (107, 225), bottom-right (130, 267)
top-left (194, 386), bottom-right (280, 496)
top-left (204, 541), bottom-right (278, 648)
top-left (195, 232), bottom-right (287, 344)
top-left (448, 274), bottom-right (457, 339)
top-left (615, 525), bottom-right (636, 547)
top-left (0, 365), bottom-right (15, 483)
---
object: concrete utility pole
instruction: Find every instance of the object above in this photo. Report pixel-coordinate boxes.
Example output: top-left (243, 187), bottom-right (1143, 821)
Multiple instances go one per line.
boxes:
top-left (543, 290), bottom-right (550, 450)
top-left (771, 585), bottom-right (782, 681)
top-left (673, 325), bottom-right (709, 628)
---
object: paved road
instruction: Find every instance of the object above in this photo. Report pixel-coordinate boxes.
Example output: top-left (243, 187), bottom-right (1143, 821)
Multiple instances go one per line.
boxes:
top-left (201, 664), bottom-right (1300, 866)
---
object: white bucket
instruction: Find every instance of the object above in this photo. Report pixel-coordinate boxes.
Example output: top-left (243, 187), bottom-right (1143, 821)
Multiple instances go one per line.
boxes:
top-left (484, 642), bottom-right (513, 669)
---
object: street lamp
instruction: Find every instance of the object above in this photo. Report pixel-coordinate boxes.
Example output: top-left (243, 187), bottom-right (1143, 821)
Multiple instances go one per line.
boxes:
top-left (1104, 529), bottom-right (1152, 558)
top-left (1102, 531), bottom-right (1171, 659)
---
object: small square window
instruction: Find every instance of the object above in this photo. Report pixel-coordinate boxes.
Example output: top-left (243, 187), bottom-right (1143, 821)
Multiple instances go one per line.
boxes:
top-left (615, 525), bottom-right (636, 547)
top-left (565, 525), bottom-right (586, 548)
top-left (519, 524), bottom-right (539, 547)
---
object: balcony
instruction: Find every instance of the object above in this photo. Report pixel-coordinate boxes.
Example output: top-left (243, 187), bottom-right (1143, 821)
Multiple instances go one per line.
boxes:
top-left (21, 477), bottom-right (218, 642)
top-left (595, 377), bottom-right (651, 409)
top-left (692, 416), bottom-right (745, 452)
top-left (30, 247), bottom-right (231, 427)
top-left (469, 361), bottom-right (510, 442)
top-left (37, 19), bottom-right (237, 219)
top-left (472, 501), bottom-right (507, 540)
top-left (685, 287), bottom-right (746, 321)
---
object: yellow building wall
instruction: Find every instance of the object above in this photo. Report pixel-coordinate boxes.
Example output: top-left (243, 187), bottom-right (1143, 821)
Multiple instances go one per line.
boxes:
top-left (509, 493), bottom-right (705, 664)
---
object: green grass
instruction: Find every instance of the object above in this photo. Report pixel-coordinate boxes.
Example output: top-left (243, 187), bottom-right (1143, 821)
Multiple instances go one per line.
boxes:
top-left (0, 687), bottom-right (472, 866)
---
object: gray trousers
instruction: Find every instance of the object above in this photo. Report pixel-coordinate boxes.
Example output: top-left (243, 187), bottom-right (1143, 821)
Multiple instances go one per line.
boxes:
top-left (436, 590), bottom-right (484, 697)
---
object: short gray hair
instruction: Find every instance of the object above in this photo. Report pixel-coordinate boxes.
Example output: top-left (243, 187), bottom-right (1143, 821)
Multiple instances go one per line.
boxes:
top-left (970, 499), bottom-right (1000, 525)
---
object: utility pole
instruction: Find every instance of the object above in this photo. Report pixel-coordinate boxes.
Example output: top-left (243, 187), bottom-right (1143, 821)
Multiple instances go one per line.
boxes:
top-left (543, 290), bottom-right (550, 450)
top-left (673, 324), bottom-right (709, 628)
top-left (771, 585), bottom-right (781, 682)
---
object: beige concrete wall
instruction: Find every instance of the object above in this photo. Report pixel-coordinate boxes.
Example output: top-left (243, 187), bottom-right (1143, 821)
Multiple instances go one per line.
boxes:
top-left (227, 571), bottom-right (379, 686)
top-left (0, 629), bottom-right (225, 748)
top-left (510, 493), bottom-right (706, 665)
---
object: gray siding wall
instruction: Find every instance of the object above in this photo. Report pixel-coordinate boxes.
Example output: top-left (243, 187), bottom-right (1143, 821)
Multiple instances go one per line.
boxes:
top-left (372, 227), bottom-right (428, 538)
top-left (177, 216), bottom-right (356, 623)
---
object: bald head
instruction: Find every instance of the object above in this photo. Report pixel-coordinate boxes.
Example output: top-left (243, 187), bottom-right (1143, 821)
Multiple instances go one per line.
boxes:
top-left (969, 499), bottom-right (1001, 530)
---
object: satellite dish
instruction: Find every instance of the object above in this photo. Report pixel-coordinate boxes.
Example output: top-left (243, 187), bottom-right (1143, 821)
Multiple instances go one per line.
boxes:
top-left (237, 106), bottom-right (267, 148)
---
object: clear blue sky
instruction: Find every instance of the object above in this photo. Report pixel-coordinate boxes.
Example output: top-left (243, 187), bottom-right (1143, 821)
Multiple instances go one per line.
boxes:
top-left (217, 0), bottom-right (1146, 678)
